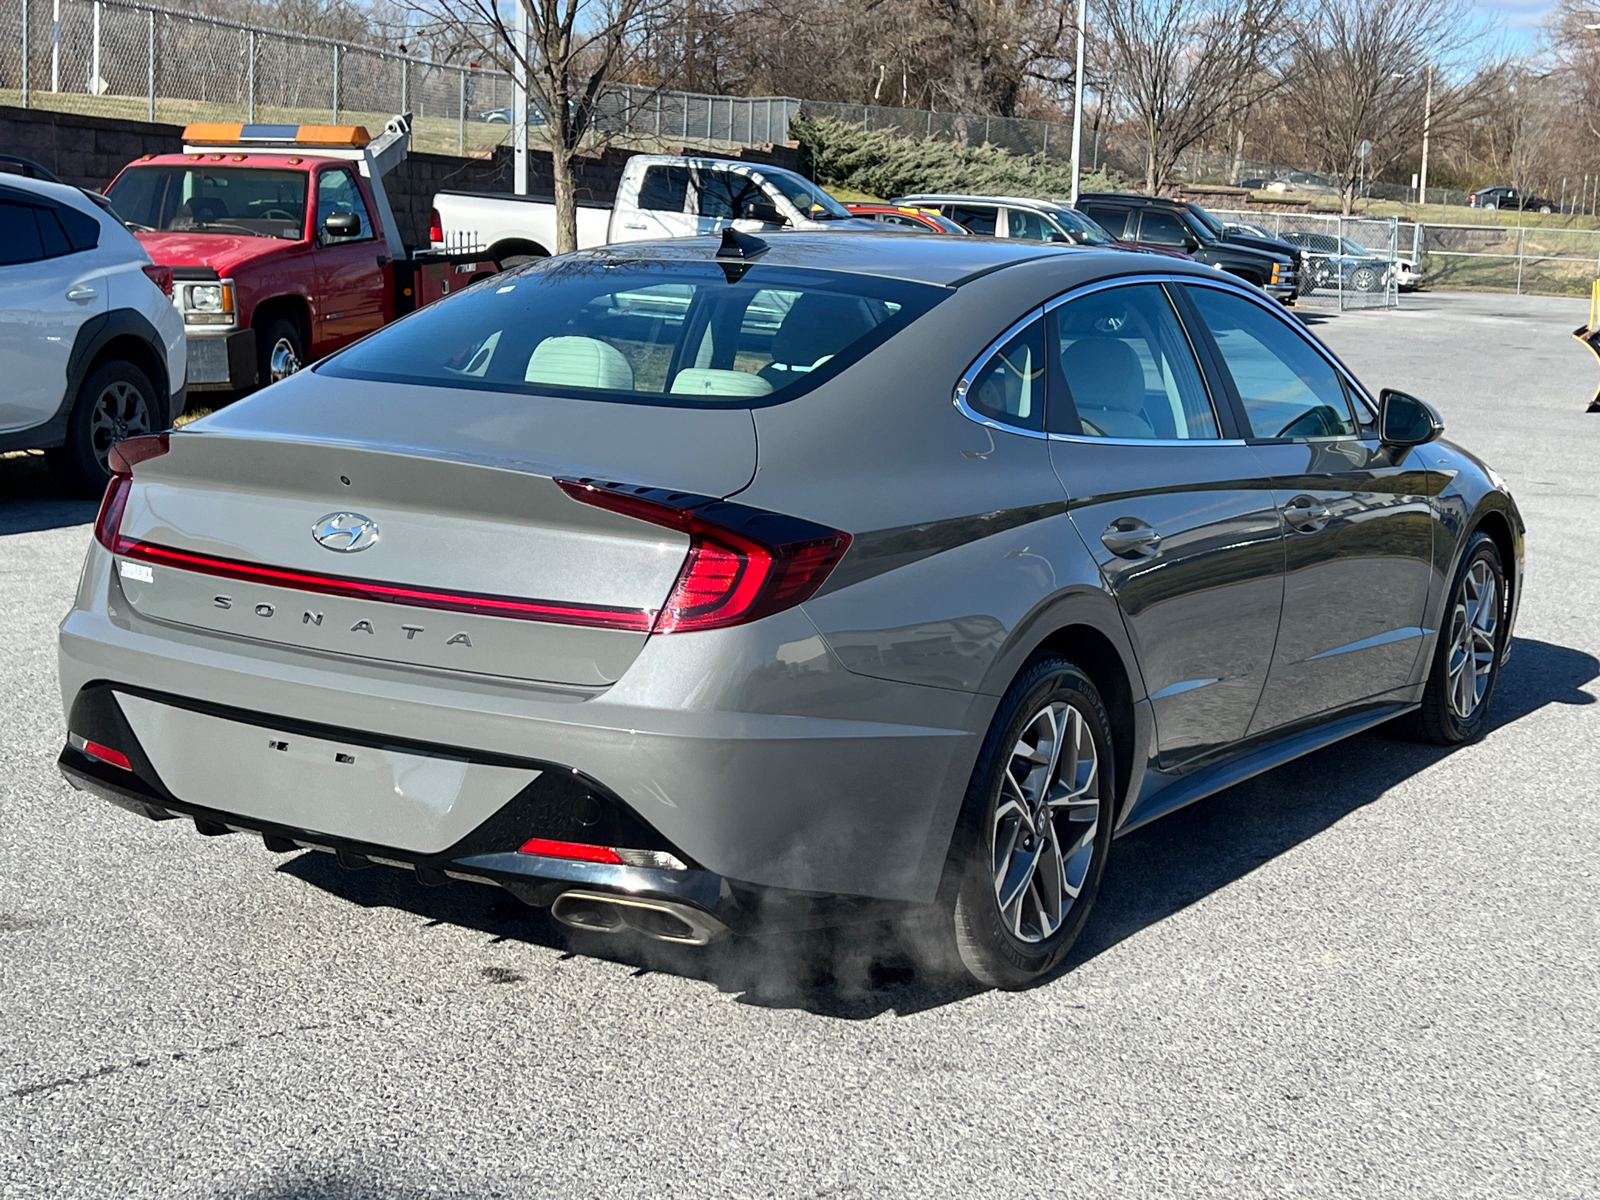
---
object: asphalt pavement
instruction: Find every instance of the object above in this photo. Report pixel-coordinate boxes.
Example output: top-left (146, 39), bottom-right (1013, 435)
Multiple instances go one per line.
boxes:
top-left (2, 291), bottom-right (1597, 1199)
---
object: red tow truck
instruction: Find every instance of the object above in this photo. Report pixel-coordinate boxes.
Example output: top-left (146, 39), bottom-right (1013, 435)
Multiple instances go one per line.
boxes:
top-left (102, 114), bottom-right (497, 394)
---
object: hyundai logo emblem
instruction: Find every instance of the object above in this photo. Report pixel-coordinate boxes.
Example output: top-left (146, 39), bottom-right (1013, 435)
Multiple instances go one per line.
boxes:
top-left (311, 511), bottom-right (379, 553)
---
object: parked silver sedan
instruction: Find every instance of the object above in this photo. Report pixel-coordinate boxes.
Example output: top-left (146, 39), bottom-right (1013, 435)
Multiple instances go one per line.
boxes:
top-left (59, 231), bottom-right (1522, 987)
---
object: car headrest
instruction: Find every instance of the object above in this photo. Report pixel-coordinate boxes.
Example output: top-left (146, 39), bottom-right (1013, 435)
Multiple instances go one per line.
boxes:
top-left (1060, 337), bottom-right (1144, 414)
top-left (669, 368), bottom-right (773, 398)
top-left (770, 293), bottom-right (878, 367)
top-left (524, 336), bottom-right (634, 391)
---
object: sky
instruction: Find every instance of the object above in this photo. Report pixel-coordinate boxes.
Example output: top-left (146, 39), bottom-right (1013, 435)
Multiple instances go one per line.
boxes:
top-left (1485, 0), bottom-right (1556, 49)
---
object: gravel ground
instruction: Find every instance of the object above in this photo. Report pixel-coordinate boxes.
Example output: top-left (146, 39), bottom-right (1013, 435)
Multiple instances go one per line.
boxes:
top-left (2, 291), bottom-right (1596, 1199)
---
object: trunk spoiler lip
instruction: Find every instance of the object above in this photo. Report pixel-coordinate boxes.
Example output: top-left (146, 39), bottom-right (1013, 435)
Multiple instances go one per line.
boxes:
top-left (111, 536), bottom-right (656, 633)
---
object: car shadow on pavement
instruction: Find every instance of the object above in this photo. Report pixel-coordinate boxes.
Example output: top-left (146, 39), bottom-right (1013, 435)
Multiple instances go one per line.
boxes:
top-left (282, 635), bottom-right (1594, 1016)
top-left (0, 453), bottom-right (99, 533)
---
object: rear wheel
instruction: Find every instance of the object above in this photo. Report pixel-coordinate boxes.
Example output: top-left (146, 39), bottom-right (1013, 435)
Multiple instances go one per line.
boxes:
top-left (1539, 204), bottom-right (1553, 214)
top-left (46, 359), bottom-right (158, 497)
top-left (257, 316), bottom-right (304, 387)
top-left (930, 655), bottom-right (1116, 989)
top-left (1408, 531), bottom-right (1506, 745)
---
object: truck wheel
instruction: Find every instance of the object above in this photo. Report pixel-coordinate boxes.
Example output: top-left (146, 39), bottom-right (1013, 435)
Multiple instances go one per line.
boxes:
top-left (46, 359), bottom-right (158, 497)
top-left (257, 317), bottom-right (304, 387)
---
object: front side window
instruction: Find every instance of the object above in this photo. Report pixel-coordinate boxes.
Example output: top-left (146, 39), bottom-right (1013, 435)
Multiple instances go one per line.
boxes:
top-left (319, 258), bottom-right (945, 406)
top-left (105, 166), bottom-right (307, 239)
top-left (316, 168), bottom-right (372, 243)
top-left (1138, 211), bottom-right (1191, 247)
top-left (1006, 208), bottom-right (1053, 241)
top-left (695, 170), bottom-right (772, 221)
top-left (1049, 285), bottom-right (1219, 440)
top-left (961, 317), bottom-right (1046, 432)
top-left (756, 168), bottom-right (852, 221)
top-left (1186, 285), bottom-right (1357, 439)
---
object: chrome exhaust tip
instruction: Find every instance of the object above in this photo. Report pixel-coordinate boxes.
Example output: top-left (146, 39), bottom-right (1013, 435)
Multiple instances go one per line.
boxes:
top-left (550, 889), bottom-right (728, 946)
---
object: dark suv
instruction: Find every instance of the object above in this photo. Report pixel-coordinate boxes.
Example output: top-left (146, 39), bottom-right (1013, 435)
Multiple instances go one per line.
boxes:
top-left (1077, 193), bottom-right (1298, 303)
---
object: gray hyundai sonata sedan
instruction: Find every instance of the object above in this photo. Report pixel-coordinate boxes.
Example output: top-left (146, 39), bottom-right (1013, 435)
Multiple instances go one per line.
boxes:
top-left (59, 230), bottom-right (1522, 987)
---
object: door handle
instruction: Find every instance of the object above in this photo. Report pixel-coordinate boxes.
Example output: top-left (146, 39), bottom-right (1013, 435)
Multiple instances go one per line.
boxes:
top-left (1101, 518), bottom-right (1162, 558)
top-left (65, 283), bottom-right (98, 302)
top-left (1283, 495), bottom-right (1331, 532)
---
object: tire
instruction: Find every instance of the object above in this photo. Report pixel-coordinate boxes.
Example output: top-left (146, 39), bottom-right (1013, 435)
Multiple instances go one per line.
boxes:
top-left (1408, 531), bottom-right (1507, 745)
top-left (1539, 204), bottom-right (1553, 214)
top-left (934, 655), bottom-right (1118, 989)
top-left (256, 316), bottom-right (305, 388)
top-left (1351, 265), bottom-right (1380, 292)
top-left (45, 359), bottom-right (159, 497)
top-left (1485, 201), bottom-right (1498, 211)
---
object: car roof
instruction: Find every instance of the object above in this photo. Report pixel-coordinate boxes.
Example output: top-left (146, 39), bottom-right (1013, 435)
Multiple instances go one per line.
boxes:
top-left (895, 193), bottom-right (1069, 210)
top-left (548, 229), bottom-right (1214, 288)
top-left (1077, 192), bottom-right (1177, 207)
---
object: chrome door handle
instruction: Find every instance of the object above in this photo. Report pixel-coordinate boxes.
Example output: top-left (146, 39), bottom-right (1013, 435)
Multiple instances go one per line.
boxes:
top-left (65, 283), bottom-right (98, 302)
top-left (1283, 495), bottom-right (1331, 532)
top-left (1101, 518), bottom-right (1162, 558)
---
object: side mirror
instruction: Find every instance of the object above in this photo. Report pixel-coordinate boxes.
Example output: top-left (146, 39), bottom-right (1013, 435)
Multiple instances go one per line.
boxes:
top-left (323, 211), bottom-right (361, 239)
top-left (1378, 388), bottom-right (1444, 447)
top-left (1046, 230), bottom-right (1072, 243)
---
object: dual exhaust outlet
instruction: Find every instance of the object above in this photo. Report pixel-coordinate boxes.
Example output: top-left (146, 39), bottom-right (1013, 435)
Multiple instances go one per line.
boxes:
top-left (549, 889), bottom-right (728, 946)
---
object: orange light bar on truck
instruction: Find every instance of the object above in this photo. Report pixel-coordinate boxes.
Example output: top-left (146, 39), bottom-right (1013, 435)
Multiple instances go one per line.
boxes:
top-left (182, 122), bottom-right (372, 147)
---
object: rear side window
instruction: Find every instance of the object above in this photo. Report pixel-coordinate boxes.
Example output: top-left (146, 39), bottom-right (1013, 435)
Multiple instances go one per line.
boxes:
top-left (1048, 284), bottom-right (1218, 440)
top-left (637, 166), bottom-right (691, 212)
top-left (949, 205), bottom-right (999, 236)
top-left (319, 258), bottom-right (947, 407)
top-left (0, 197), bottom-right (100, 265)
top-left (960, 317), bottom-right (1046, 432)
top-left (1081, 205), bottom-right (1128, 237)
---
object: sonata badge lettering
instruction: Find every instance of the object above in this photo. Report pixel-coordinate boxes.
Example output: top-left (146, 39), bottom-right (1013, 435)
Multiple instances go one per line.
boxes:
top-left (211, 595), bottom-right (473, 647)
top-left (311, 511), bottom-right (379, 553)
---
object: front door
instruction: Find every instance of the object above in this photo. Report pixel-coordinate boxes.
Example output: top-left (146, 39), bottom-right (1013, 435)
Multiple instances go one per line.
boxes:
top-left (311, 166), bottom-right (385, 352)
top-left (1182, 282), bottom-right (1435, 730)
top-left (1046, 282), bottom-right (1285, 769)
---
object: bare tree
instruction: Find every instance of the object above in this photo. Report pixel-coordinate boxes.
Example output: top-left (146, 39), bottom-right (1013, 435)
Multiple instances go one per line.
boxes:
top-left (406, 0), bottom-right (669, 253)
top-left (1279, 0), bottom-right (1500, 213)
top-left (1095, 0), bottom-right (1288, 193)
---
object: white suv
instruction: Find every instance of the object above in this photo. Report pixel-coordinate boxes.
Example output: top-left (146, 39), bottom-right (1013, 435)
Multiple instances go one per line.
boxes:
top-left (0, 168), bottom-right (185, 495)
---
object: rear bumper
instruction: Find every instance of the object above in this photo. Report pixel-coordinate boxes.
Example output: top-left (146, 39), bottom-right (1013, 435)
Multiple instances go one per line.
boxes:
top-left (185, 329), bottom-right (257, 393)
top-left (59, 543), bottom-right (986, 903)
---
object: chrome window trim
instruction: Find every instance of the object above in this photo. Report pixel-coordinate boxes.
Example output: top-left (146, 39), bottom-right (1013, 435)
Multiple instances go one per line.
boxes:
top-left (953, 306), bottom-right (1050, 440)
top-left (954, 269), bottom-right (1378, 445)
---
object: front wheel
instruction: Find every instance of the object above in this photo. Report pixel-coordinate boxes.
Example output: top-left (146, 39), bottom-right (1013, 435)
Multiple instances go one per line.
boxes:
top-left (1351, 265), bottom-right (1381, 292)
top-left (1408, 531), bottom-right (1506, 745)
top-left (256, 317), bottom-right (305, 388)
top-left (940, 656), bottom-right (1117, 989)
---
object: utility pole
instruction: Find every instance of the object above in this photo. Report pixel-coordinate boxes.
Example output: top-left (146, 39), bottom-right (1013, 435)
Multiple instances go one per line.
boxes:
top-left (1418, 63), bottom-right (1434, 207)
top-left (1069, 0), bottom-right (1087, 206)
top-left (512, 0), bottom-right (528, 195)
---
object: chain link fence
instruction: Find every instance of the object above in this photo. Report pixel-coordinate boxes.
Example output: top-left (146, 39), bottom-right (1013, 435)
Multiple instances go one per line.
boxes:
top-left (0, 0), bottom-right (805, 156)
top-left (1411, 223), bottom-right (1600, 296)
top-left (1207, 210), bottom-right (1400, 310)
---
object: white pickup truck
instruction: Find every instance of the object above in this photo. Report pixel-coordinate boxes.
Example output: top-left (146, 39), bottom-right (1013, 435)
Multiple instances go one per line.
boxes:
top-left (430, 153), bottom-right (876, 265)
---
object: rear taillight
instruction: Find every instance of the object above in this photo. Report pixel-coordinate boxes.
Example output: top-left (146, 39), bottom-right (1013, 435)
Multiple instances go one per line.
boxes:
top-left (141, 263), bottom-right (174, 295)
top-left (94, 433), bottom-right (170, 551)
top-left (428, 207), bottom-right (443, 244)
top-left (557, 479), bottom-right (851, 634)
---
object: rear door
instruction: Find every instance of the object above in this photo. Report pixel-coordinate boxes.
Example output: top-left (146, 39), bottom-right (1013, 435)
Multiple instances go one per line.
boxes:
top-left (614, 163), bottom-right (695, 240)
top-left (311, 165), bottom-right (385, 351)
top-left (0, 193), bottom-right (107, 433)
top-left (1182, 281), bottom-right (1434, 730)
top-left (1046, 282), bottom-right (1285, 768)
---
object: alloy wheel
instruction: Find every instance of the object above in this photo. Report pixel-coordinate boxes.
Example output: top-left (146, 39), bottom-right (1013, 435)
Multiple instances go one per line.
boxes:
top-left (990, 701), bottom-right (1100, 944)
top-left (87, 379), bottom-right (152, 471)
top-left (268, 337), bottom-right (302, 383)
top-left (1446, 559), bottom-right (1499, 719)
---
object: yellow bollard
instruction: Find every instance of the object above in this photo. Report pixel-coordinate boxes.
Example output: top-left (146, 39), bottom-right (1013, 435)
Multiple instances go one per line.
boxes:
top-left (1571, 279), bottom-right (1600, 412)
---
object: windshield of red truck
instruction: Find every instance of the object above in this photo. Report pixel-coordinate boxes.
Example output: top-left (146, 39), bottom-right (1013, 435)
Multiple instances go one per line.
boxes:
top-left (317, 256), bottom-right (948, 408)
top-left (106, 166), bottom-right (308, 240)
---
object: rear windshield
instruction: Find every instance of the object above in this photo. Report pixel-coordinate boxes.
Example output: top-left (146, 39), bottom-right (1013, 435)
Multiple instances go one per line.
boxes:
top-left (318, 257), bottom-right (948, 406)
top-left (106, 166), bottom-right (308, 239)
